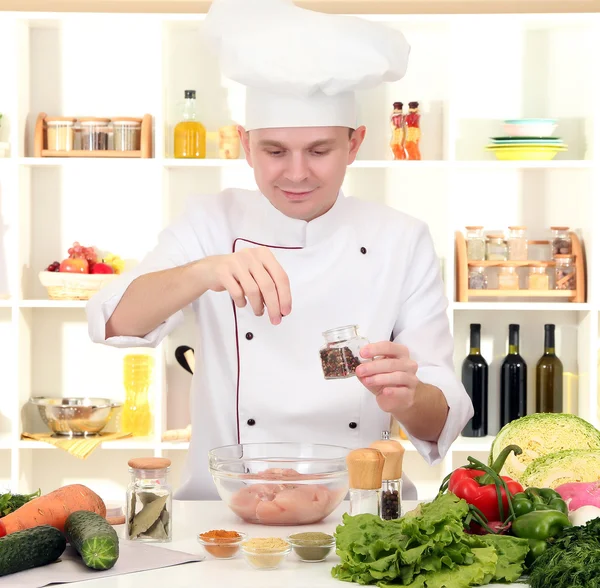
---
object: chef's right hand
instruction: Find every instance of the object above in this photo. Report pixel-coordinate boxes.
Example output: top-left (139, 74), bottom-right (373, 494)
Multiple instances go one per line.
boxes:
top-left (199, 247), bottom-right (292, 325)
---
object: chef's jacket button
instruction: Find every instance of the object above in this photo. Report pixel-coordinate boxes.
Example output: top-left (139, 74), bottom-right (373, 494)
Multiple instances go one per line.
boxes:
top-left (247, 418), bottom-right (256, 426)
top-left (360, 247), bottom-right (367, 254)
top-left (349, 422), bottom-right (358, 429)
top-left (245, 332), bottom-right (254, 340)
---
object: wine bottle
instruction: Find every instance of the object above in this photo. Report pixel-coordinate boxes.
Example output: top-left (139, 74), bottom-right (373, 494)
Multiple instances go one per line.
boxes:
top-left (536, 324), bottom-right (563, 413)
top-left (461, 324), bottom-right (488, 437)
top-left (500, 324), bottom-right (527, 427)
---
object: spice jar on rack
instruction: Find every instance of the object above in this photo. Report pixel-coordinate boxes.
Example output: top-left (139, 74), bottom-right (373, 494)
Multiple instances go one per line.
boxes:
top-left (528, 264), bottom-right (549, 290)
top-left (551, 227), bottom-right (572, 256)
top-left (370, 432), bottom-right (405, 520)
top-left (468, 266), bottom-right (487, 290)
top-left (319, 325), bottom-right (370, 380)
top-left (465, 226), bottom-right (485, 261)
top-left (46, 117), bottom-right (76, 151)
top-left (555, 255), bottom-right (576, 290)
top-left (498, 266), bottom-right (519, 290)
top-left (486, 234), bottom-right (508, 261)
top-left (507, 226), bottom-right (528, 261)
top-left (79, 118), bottom-right (110, 151)
top-left (346, 448), bottom-right (385, 517)
top-left (126, 457), bottom-right (172, 543)
top-left (113, 117), bottom-right (142, 151)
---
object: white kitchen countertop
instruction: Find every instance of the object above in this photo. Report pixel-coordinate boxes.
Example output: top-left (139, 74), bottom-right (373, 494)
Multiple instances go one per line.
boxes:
top-left (70, 500), bottom-right (527, 587)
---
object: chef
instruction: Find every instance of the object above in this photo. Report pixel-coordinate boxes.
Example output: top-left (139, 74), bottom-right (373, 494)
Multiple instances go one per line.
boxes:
top-left (86, 0), bottom-right (473, 501)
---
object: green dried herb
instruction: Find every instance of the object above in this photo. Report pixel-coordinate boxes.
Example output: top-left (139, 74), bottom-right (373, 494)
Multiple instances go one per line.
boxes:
top-left (129, 495), bottom-right (168, 539)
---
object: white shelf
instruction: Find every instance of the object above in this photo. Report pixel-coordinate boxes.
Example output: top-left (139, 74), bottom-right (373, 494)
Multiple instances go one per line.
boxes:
top-left (453, 302), bottom-right (593, 311)
top-left (0, 9), bottom-right (598, 501)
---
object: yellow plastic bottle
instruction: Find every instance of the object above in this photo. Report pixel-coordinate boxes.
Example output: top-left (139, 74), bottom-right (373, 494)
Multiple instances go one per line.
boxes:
top-left (174, 89), bottom-right (206, 159)
top-left (121, 353), bottom-right (154, 437)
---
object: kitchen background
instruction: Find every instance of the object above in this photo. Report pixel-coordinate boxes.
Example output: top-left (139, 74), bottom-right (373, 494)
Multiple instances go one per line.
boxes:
top-left (0, 7), bottom-right (598, 502)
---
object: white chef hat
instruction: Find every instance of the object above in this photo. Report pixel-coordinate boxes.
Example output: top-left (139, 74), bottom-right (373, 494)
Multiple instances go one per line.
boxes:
top-left (204, 0), bottom-right (411, 131)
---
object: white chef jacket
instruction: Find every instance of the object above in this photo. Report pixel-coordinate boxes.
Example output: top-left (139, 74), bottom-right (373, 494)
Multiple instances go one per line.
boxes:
top-left (86, 188), bottom-right (473, 501)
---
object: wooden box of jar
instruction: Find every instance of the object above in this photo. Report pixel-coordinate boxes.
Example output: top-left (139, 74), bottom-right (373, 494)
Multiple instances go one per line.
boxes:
top-left (454, 229), bottom-right (586, 303)
top-left (33, 112), bottom-right (153, 158)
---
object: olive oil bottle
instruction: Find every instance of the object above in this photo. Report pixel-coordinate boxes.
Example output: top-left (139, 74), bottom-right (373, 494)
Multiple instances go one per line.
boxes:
top-left (174, 90), bottom-right (206, 159)
top-left (536, 324), bottom-right (563, 413)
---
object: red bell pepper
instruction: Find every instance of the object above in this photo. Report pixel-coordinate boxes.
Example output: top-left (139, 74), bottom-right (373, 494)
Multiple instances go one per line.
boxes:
top-left (448, 444), bottom-right (524, 524)
top-left (0, 520), bottom-right (6, 538)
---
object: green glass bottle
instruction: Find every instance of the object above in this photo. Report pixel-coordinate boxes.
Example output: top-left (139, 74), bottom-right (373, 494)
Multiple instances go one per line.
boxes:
top-left (536, 324), bottom-right (563, 413)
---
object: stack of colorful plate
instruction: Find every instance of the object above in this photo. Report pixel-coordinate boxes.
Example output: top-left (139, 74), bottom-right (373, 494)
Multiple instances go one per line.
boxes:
top-left (486, 118), bottom-right (567, 161)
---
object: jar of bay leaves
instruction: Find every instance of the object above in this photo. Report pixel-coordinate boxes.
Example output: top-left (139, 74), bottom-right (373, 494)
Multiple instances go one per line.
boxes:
top-left (126, 457), bottom-right (172, 543)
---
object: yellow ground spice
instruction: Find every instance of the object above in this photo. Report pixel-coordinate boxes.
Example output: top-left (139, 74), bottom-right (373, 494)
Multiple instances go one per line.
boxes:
top-left (243, 537), bottom-right (289, 553)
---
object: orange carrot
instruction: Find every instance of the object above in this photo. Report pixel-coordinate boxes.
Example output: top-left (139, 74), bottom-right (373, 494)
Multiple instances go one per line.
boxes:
top-left (0, 484), bottom-right (106, 535)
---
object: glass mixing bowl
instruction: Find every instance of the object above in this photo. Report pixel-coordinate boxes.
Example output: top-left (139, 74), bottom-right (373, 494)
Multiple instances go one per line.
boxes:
top-left (209, 443), bottom-right (350, 525)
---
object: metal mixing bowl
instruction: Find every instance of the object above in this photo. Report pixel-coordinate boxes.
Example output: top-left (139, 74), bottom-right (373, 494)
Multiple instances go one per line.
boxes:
top-left (29, 397), bottom-right (122, 437)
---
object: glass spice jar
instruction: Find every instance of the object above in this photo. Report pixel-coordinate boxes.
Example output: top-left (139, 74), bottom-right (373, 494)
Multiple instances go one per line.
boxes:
top-left (528, 264), bottom-right (549, 290)
top-left (320, 325), bottom-right (370, 379)
top-left (465, 226), bottom-right (485, 261)
top-left (551, 227), bottom-right (572, 256)
top-left (498, 266), bottom-right (519, 290)
top-left (79, 117), bottom-right (111, 151)
top-left (486, 234), bottom-right (508, 261)
top-left (468, 266), bottom-right (487, 290)
top-left (507, 226), bottom-right (528, 261)
top-left (554, 255), bottom-right (576, 291)
top-left (126, 457), bottom-right (172, 543)
top-left (46, 117), bottom-right (76, 151)
top-left (112, 117), bottom-right (142, 151)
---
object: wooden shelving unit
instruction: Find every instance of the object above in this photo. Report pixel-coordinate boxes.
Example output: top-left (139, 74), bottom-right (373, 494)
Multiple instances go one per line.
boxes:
top-left (455, 231), bottom-right (586, 303)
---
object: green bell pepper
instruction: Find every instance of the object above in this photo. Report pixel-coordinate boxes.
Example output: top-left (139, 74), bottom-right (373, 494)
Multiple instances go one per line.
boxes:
top-left (512, 510), bottom-right (572, 565)
top-left (512, 487), bottom-right (568, 518)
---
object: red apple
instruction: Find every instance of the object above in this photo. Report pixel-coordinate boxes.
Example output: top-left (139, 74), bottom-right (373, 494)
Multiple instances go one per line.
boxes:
top-left (92, 262), bottom-right (114, 275)
top-left (60, 257), bottom-right (89, 274)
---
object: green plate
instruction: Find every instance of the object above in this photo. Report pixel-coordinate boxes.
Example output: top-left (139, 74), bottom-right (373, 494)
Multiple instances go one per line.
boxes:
top-left (491, 136), bottom-right (562, 142)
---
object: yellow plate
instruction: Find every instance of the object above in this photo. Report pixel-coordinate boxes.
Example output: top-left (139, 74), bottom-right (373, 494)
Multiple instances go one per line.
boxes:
top-left (485, 145), bottom-right (567, 161)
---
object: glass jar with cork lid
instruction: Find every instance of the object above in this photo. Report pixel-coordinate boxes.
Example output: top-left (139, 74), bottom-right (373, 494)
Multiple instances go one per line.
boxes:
top-left (112, 117), bottom-right (142, 151)
top-left (550, 227), bottom-right (572, 257)
top-left (507, 226), bottom-right (528, 261)
top-left (79, 117), bottom-right (111, 151)
top-left (498, 266), bottom-right (519, 290)
top-left (528, 263), bottom-right (549, 290)
top-left (465, 226), bottom-right (485, 261)
top-left (46, 117), bottom-right (76, 152)
top-left (370, 432), bottom-right (405, 520)
top-left (486, 234), bottom-right (508, 261)
top-left (126, 457), bottom-right (172, 543)
top-left (554, 255), bottom-right (576, 291)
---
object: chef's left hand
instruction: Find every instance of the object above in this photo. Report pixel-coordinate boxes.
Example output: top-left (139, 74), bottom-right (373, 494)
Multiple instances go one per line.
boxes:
top-left (355, 342), bottom-right (418, 413)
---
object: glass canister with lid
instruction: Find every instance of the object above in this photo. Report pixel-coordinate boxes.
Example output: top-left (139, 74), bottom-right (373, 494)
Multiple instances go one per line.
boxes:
top-left (507, 226), bottom-right (528, 261)
top-left (126, 457), bottom-right (172, 543)
top-left (486, 234), bottom-right (508, 261)
top-left (550, 226), bottom-right (572, 257)
top-left (79, 117), bottom-right (111, 151)
top-left (465, 226), bottom-right (485, 261)
top-left (554, 255), bottom-right (576, 290)
top-left (528, 263), bottom-right (549, 290)
top-left (320, 325), bottom-right (370, 380)
top-left (498, 266), bottom-right (519, 290)
top-left (468, 266), bottom-right (487, 290)
top-left (112, 117), bottom-right (142, 151)
top-left (46, 117), bottom-right (76, 151)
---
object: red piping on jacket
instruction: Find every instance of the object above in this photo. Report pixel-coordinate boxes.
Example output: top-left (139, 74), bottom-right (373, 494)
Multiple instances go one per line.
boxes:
top-left (231, 238), bottom-right (303, 443)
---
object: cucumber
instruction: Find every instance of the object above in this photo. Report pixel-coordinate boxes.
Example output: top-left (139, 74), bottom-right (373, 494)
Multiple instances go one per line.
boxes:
top-left (64, 510), bottom-right (119, 570)
top-left (0, 525), bottom-right (66, 577)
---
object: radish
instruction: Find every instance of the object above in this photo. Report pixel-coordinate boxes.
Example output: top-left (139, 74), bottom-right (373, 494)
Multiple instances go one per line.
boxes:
top-left (555, 481), bottom-right (600, 511)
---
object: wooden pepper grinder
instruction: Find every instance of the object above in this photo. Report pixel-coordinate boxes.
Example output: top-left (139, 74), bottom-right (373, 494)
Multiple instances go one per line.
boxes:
top-left (346, 447), bottom-right (385, 517)
top-left (370, 431), bottom-right (405, 520)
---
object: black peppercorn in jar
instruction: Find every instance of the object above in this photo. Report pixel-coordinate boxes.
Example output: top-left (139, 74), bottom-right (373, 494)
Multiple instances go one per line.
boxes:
top-left (319, 325), bottom-right (370, 380)
top-left (79, 117), bottom-right (110, 151)
top-left (370, 432), bottom-right (404, 520)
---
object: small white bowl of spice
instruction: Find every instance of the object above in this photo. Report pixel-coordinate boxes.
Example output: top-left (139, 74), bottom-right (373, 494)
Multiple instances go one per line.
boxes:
top-left (241, 537), bottom-right (291, 570)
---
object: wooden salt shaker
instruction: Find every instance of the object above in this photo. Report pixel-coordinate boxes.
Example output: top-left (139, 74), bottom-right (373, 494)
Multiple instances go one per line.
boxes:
top-left (346, 447), bottom-right (385, 517)
top-left (370, 431), bottom-right (405, 520)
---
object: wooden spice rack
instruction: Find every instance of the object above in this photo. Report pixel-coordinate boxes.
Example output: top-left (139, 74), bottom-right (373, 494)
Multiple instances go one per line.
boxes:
top-left (455, 230), bottom-right (586, 302)
top-left (34, 112), bottom-right (153, 158)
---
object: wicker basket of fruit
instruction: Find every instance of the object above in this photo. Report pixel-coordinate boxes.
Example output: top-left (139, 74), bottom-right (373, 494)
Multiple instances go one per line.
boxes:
top-left (39, 241), bottom-right (125, 301)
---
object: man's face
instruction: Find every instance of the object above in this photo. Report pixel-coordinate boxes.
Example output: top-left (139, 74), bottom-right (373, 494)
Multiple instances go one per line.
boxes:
top-left (239, 125), bottom-right (366, 222)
